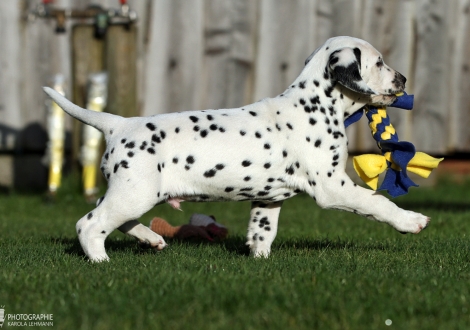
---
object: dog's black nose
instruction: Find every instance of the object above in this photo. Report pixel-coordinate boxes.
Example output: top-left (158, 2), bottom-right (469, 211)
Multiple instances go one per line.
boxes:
top-left (393, 72), bottom-right (407, 89)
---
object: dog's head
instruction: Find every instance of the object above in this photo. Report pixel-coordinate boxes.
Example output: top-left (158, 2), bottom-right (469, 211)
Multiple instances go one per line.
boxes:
top-left (305, 36), bottom-right (406, 106)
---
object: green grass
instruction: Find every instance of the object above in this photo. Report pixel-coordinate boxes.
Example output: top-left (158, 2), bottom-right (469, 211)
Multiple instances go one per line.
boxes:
top-left (1, 176), bottom-right (470, 329)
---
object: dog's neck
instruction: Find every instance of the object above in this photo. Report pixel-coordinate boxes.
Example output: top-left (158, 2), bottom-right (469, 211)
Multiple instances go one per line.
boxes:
top-left (279, 68), bottom-right (370, 123)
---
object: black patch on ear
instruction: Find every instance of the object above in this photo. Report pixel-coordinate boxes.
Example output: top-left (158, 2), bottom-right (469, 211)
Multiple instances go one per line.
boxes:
top-left (328, 48), bottom-right (376, 95)
top-left (353, 48), bottom-right (361, 68)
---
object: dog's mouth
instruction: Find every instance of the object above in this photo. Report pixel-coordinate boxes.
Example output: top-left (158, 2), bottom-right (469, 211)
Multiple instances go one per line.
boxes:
top-left (369, 93), bottom-right (398, 106)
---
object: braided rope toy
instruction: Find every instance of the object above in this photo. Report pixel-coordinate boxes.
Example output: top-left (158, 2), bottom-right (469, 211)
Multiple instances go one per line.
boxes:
top-left (345, 92), bottom-right (443, 197)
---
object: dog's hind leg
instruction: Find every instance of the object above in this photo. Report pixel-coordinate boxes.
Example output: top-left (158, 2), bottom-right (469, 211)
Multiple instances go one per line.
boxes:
top-left (118, 220), bottom-right (166, 250)
top-left (246, 201), bottom-right (283, 257)
top-left (76, 185), bottom-right (166, 262)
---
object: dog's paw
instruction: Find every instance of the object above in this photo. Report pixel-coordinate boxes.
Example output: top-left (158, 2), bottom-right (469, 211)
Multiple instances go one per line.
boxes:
top-left (138, 238), bottom-right (167, 251)
top-left (251, 249), bottom-right (271, 258)
top-left (89, 254), bottom-right (110, 263)
top-left (393, 210), bottom-right (430, 234)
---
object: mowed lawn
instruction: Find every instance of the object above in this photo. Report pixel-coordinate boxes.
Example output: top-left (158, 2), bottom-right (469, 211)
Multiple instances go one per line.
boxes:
top-left (0, 176), bottom-right (469, 330)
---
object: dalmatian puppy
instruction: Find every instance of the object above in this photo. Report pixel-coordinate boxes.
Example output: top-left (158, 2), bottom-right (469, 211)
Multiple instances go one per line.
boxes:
top-left (43, 36), bottom-right (429, 262)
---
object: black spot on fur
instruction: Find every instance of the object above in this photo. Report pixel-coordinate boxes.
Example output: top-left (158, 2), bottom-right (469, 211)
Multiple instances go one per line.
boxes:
top-left (210, 124), bottom-right (218, 131)
top-left (121, 139), bottom-right (126, 144)
top-left (105, 153), bottom-right (109, 160)
top-left (175, 127), bottom-right (180, 133)
top-left (242, 160), bottom-right (252, 167)
top-left (114, 163), bottom-right (120, 173)
top-left (309, 118), bottom-right (317, 125)
top-left (219, 127), bottom-right (226, 133)
top-left (264, 143), bottom-right (271, 149)
top-left (283, 150), bottom-right (288, 157)
top-left (204, 169), bottom-right (216, 178)
top-left (216, 164), bottom-right (225, 170)
top-left (299, 80), bottom-right (306, 89)
top-left (240, 130), bottom-right (246, 136)
top-left (285, 165), bottom-right (295, 175)
top-left (264, 163), bottom-right (271, 169)
top-left (200, 130), bottom-right (208, 138)
top-left (152, 134), bottom-right (161, 143)
top-left (244, 176), bottom-right (251, 181)
top-left (189, 116), bottom-right (199, 123)
top-left (249, 111), bottom-right (257, 117)
top-left (186, 155), bottom-right (195, 164)
top-left (147, 148), bottom-right (155, 154)
top-left (207, 115), bottom-right (214, 121)
top-left (225, 187), bottom-right (234, 192)
top-left (87, 212), bottom-right (93, 220)
top-left (120, 160), bottom-right (129, 168)
top-left (146, 123), bottom-right (156, 131)
top-left (125, 142), bottom-right (135, 149)
top-left (310, 96), bottom-right (320, 104)
top-left (324, 85), bottom-right (335, 98)
top-left (314, 80), bottom-right (320, 87)
top-left (267, 178), bottom-right (275, 182)
top-left (173, 157), bottom-right (178, 164)
top-left (193, 126), bottom-right (200, 132)
top-left (341, 180), bottom-right (345, 186)
top-left (255, 132), bottom-right (262, 138)
top-left (286, 123), bottom-right (293, 130)
top-left (315, 139), bottom-right (322, 147)
top-left (299, 98), bottom-right (306, 105)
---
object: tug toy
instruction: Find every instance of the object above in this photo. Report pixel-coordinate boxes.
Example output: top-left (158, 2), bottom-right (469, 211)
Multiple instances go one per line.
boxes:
top-left (149, 213), bottom-right (228, 241)
top-left (345, 92), bottom-right (443, 197)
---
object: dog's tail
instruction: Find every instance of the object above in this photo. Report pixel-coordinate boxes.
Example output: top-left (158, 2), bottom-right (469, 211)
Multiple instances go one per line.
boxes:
top-left (43, 87), bottom-right (122, 133)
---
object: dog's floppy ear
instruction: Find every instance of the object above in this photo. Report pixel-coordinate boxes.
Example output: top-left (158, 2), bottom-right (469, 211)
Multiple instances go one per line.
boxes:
top-left (328, 47), bottom-right (378, 95)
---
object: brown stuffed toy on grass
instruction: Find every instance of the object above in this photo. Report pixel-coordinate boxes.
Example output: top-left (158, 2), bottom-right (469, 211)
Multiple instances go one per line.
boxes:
top-left (149, 213), bottom-right (228, 241)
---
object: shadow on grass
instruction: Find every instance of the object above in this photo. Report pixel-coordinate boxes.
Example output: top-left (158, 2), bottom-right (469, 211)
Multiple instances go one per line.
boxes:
top-left (50, 234), bottom-right (409, 260)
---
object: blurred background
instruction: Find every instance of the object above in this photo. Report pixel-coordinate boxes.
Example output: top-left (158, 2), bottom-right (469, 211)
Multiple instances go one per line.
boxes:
top-left (0, 0), bottom-right (469, 193)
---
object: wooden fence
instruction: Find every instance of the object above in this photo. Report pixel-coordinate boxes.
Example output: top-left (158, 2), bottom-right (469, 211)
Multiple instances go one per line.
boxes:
top-left (0, 0), bottom-right (469, 188)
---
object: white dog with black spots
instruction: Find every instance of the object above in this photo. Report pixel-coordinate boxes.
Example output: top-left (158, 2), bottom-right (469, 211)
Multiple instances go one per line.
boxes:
top-left (44, 36), bottom-right (429, 262)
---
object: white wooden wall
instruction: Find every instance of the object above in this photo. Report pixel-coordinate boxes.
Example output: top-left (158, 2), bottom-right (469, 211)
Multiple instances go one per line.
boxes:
top-left (1, 0), bottom-right (470, 155)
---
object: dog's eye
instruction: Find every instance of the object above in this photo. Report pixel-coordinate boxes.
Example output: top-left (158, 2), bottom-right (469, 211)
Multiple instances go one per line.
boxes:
top-left (376, 58), bottom-right (384, 67)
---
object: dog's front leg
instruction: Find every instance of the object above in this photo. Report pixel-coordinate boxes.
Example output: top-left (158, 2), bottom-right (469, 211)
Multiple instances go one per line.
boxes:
top-left (314, 175), bottom-right (430, 233)
top-left (246, 201), bottom-right (283, 257)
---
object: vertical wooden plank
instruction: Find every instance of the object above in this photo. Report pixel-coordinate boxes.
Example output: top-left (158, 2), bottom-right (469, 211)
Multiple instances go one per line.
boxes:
top-left (200, 0), bottom-right (232, 109)
top-left (448, 0), bottom-right (470, 152)
top-left (167, 0), bottom-right (205, 112)
top-left (254, 0), bottom-right (318, 101)
top-left (141, 0), bottom-right (172, 116)
top-left (225, 0), bottom-right (259, 108)
top-left (106, 24), bottom-right (138, 117)
top-left (412, 0), bottom-right (451, 153)
top-left (71, 25), bottom-right (105, 169)
top-left (0, 0), bottom-right (22, 150)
